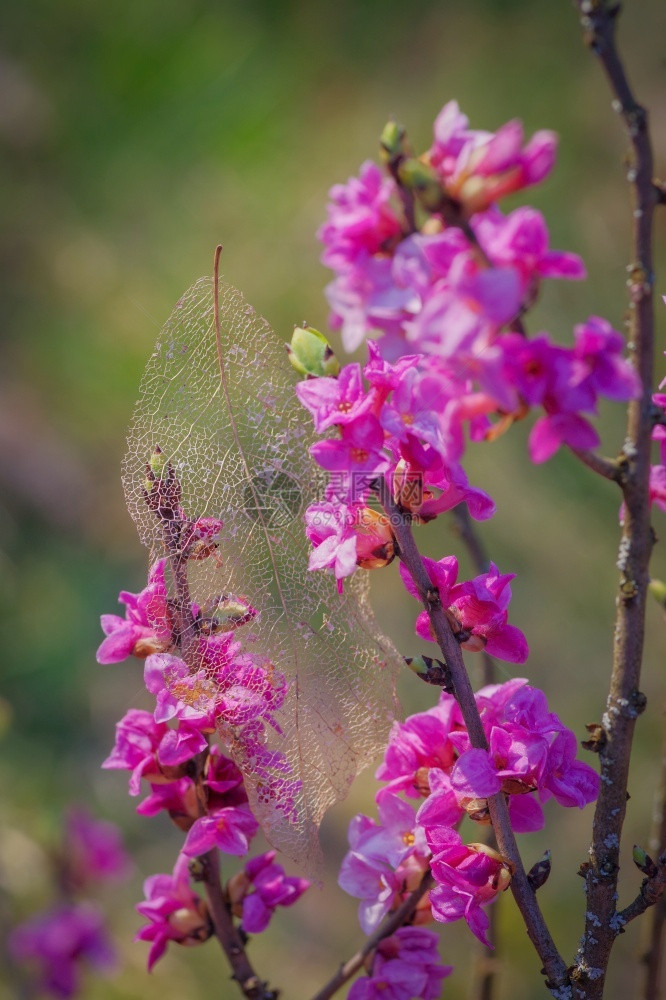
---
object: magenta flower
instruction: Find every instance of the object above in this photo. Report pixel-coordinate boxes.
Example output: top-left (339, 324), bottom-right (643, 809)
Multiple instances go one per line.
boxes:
top-left (238, 851), bottom-right (309, 934)
top-left (475, 206), bottom-right (586, 289)
top-left (429, 834), bottom-right (512, 946)
top-left (430, 102), bottom-right (557, 212)
top-left (318, 160), bottom-right (402, 270)
top-left (10, 903), bottom-right (116, 998)
top-left (181, 804), bottom-right (259, 858)
top-left (144, 653), bottom-right (221, 728)
top-left (543, 730), bottom-right (601, 808)
top-left (102, 708), bottom-right (168, 795)
top-left (529, 411), bottom-right (600, 463)
top-left (367, 927), bottom-right (453, 1000)
top-left (65, 808), bottom-right (131, 886)
top-left (376, 694), bottom-right (460, 798)
top-left (311, 414), bottom-right (390, 501)
top-left (135, 853), bottom-right (211, 970)
top-left (304, 501), bottom-right (359, 587)
top-left (97, 559), bottom-right (170, 664)
top-left (296, 363), bottom-right (374, 433)
top-left (572, 316), bottom-right (641, 402)
top-left (447, 562), bottom-right (529, 663)
top-left (338, 848), bottom-right (403, 934)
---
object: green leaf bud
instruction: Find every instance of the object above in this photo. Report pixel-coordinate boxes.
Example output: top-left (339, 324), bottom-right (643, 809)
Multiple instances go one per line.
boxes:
top-left (286, 325), bottom-right (340, 379)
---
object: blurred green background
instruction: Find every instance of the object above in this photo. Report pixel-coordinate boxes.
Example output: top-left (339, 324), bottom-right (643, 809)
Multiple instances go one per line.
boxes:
top-left (1, 1), bottom-right (665, 997)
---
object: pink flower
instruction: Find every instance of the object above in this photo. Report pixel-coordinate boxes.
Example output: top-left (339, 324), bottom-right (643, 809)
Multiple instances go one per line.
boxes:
top-left (318, 160), bottom-right (402, 270)
top-left (429, 833), bottom-right (512, 946)
top-left (135, 853), bottom-right (210, 970)
top-left (399, 555), bottom-right (459, 642)
top-left (10, 903), bottom-right (116, 997)
top-left (543, 731), bottom-right (601, 808)
top-left (181, 804), bottom-right (259, 858)
top-left (296, 363), bottom-right (374, 433)
top-left (475, 206), bottom-right (586, 290)
top-left (311, 414), bottom-right (390, 502)
top-left (64, 807), bottom-right (131, 886)
top-left (102, 709), bottom-right (168, 795)
top-left (448, 562), bottom-right (529, 663)
top-left (238, 852), bottom-right (309, 934)
top-left (96, 559), bottom-right (170, 663)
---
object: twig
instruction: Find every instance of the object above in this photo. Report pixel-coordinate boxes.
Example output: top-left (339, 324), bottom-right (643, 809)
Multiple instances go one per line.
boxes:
top-left (568, 447), bottom-right (623, 483)
top-left (617, 855), bottom-right (666, 928)
top-left (450, 504), bottom-right (500, 999)
top-left (574, 3), bottom-right (657, 997)
top-left (379, 479), bottom-right (571, 996)
top-left (310, 871), bottom-right (435, 1000)
top-left (202, 850), bottom-right (276, 1000)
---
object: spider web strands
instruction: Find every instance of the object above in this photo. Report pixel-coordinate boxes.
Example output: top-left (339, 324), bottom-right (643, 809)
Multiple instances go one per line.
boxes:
top-left (122, 274), bottom-right (402, 874)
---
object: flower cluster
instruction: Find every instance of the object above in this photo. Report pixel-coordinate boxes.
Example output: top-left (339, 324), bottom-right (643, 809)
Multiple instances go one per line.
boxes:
top-left (339, 679), bottom-right (599, 951)
top-left (294, 100), bottom-right (641, 598)
top-left (9, 809), bottom-right (129, 998)
top-left (98, 454), bottom-right (309, 969)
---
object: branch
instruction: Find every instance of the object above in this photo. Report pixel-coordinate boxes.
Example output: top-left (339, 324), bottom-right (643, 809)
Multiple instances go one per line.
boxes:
top-left (202, 850), bottom-right (277, 1000)
top-left (568, 447), bottom-right (623, 483)
top-left (378, 480), bottom-right (571, 996)
top-left (310, 871), bottom-right (435, 1000)
top-left (617, 855), bottom-right (666, 928)
top-left (574, 3), bottom-right (657, 996)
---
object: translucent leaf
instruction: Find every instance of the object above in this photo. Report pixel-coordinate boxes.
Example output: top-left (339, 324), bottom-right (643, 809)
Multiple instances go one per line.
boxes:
top-left (123, 272), bottom-right (402, 873)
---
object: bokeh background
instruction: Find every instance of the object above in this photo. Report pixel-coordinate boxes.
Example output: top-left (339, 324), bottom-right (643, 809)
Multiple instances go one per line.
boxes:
top-left (1, 1), bottom-right (665, 997)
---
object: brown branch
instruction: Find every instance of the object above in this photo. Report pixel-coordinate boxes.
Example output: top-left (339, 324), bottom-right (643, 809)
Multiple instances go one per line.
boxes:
top-left (379, 480), bottom-right (571, 996)
top-left (618, 855), bottom-right (666, 929)
top-left (202, 850), bottom-right (277, 1000)
top-left (574, 3), bottom-right (657, 996)
top-left (310, 871), bottom-right (435, 1000)
top-left (568, 447), bottom-right (623, 483)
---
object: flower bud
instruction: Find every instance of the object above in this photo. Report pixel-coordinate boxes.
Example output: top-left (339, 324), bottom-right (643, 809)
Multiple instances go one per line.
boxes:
top-left (633, 844), bottom-right (657, 876)
top-left (286, 325), bottom-right (340, 379)
top-left (527, 850), bottom-right (551, 891)
top-left (392, 460), bottom-right (426, 514)
top-left (200, 594), bottom-right (257, 632)
top-left (398, 159), bottom-right (444, 213)
top-left (354, 508), bottom-right (395, 569)
top-left (169, 903), bottom-right (212, 945)
top-left (404, 655), bottom-right (454, 692)
top-left (144, 445), bottom-right (182, 519)
top-left (379, 119), bottom-right (408, 166)
top-left (227, 871), bottom-right (251, 915)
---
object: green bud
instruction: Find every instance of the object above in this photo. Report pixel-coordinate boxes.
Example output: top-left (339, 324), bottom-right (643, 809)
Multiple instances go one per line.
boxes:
top-left (286, 325), bottom-right (340, 379)
top-left (404, 655), bottom-right (453, 692)
top-left (649, 578), bottom-right (666, 608)
top-left (632, 844), bottom-right (656, 874)
top-left (379, 119), bottom-right (408, 165)
top-left (148, 445), bottom-right (168, 480)
top-left (398, 159), bottom-right (444, 212)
